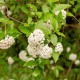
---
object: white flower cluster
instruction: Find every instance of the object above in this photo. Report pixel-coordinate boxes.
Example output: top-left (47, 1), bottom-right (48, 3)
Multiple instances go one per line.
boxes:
top-left (54, 10), bottom-right (66, 19)
top-left (8, 57), bottom-right (14, 65)
top-left (28, 29), bottom-right (45, 46)
top-left (39, 45), bottom-right (52, 59)
top-left (44, 20), bottom-right (53, 30)
top-left (54, 42), bottom-right (63, 54)
top-left (0, 5), bottom-right (12, 16)
top-left (69, 53), bottom-right (80, 65)
top-left (27, 29), bottom-right (52, 59)
top-left (0, 35), bottom-right (15, 49)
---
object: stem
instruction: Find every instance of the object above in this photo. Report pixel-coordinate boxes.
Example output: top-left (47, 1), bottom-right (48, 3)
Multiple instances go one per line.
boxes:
top-left (66, 61), bottom-right (73, 78)
top-left (7, 16), bottom-right (24, 24)
top-left (4, 16), bottom-right (7, 36)
top-left (8, 64), bottom-right (12, 75)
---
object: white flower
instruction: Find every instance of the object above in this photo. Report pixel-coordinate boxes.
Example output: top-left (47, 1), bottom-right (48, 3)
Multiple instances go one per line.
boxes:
top-left (54, 42), bottom-right (63, 54)
top-left (74, 60), bottom-right (80, 65)
top-left (54, 10), bottom-right (66, 19)
top-left (7, 10), bottom-right (12, 16)
top-left (28, 29), bottom-right (45, 46)
top-left (19, 50), bottom-right (28, 61)
top-left (69, 53), bottom-right (77, 61)
top-left (44, 20), bottom-right (53, 30)
top-left (8, 57), bottom-right (14, 65)
top-left (66, 47), bottom-right (71, 53)
top-left (39, 44), bottom-right (52, 59)
top-left (27, 44), bottom-right (43, 58)
top-left (0, 35), bottom-right (15, 49)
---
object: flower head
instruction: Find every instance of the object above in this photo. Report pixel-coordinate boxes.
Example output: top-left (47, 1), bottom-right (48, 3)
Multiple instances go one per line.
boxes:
top-left (19, 50), bottom-right (27, 61)
top-left (69, 53), bottom-right (77, 61)
top-left (28, 29), bottom-right (45, 46)
top-left (0, 35), bottom-right (15, 49)
top-left (54, 42), bottom-right (63, 54)
top-left (74, 60), bottom-right (80, 65)
top-left (39, 44), bottom-right (52, 59)
top-left (8, 57), bottom-right (14, 65)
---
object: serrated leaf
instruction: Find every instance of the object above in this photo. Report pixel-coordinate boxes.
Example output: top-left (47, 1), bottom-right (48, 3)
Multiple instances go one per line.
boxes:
top-left (53, 4), bottom-right (71, 12)
top-left (50, 34), bottom-right (57, 46)
top-left (52, 51), bottom-right (60, 63)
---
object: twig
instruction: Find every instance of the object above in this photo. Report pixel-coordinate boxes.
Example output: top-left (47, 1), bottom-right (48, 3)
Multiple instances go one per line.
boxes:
top-left (66, 61), bottom-right (73, 78)
top-left (7, 16), bottom-right (24, 24)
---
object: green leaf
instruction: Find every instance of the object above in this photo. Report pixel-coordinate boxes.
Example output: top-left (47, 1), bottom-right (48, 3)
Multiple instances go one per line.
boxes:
top-left (67, 12), bottom-right (74, 17)
top-left (56, 31), bottom-right (65, 37)
top-left (53, 4), bottom-right (71, 12)
top-left (7, 28), bottom-right (20, 38)
top-left (52, 51), bottom-right (60, 63)
top-left (23, 60), bottom-right (37, 67)
top-left (27, 17), bottom-right (32, 24)
top-left (35, 20), bottom-right (51, 36)
top-left (21, 6), bottom-right (28, 14)
top-left (33, 69), bottom-right (40, 77)
top-left (35, 12), bottom-right (42, 18)
top-left (41, 59), bottom-right (50, 65)
top-left (27, 4), bottom-right (37, 11)
top-left (53, 68), bottom-right (59, 77)
top-left (0, 30), bottom-right (4, 39)
top-left (0, 0), bottom-right (4, 3)
top-left (50, 17), bottom-right (58, 31)
top-left (43, 12), bottom-right (53, 22)
top-left (55, 66), bottom-right (64, 71)
top-left (47, 0), bottom-right (59, 3)
top-left (18, 26), bottom-right (31, 36)
top-left (42, 4), bottom-right (49, 13)
top-left (50, 34), bottom-right (58, 46)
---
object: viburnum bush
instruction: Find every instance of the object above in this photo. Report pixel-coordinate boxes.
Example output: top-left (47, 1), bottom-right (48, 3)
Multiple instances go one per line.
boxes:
top-left (0, 0), bottom-right (80, 80)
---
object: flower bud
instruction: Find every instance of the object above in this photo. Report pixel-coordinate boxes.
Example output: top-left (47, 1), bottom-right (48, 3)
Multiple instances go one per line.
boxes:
top-left (69, 53), bottom-right (77, 61)
top-left (8, 57), bottom-right (14, 65)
